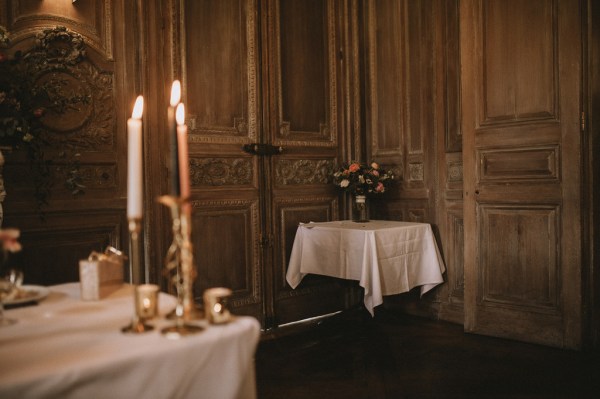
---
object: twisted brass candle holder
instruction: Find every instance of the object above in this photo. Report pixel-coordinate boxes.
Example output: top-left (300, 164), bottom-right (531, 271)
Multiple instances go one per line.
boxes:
top-left (158, 195), bottom-right (204, 338)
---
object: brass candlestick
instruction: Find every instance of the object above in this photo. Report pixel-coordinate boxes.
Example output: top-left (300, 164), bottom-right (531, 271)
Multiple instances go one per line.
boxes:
top-left (158, 195), bottom-right (204, 338)
top-left (128, 218), bottom-right (143, 284)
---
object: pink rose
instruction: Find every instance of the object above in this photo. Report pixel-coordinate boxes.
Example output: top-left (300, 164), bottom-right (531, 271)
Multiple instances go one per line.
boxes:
top-left (375, 182), bottom-right (385, 193)
top-left (371, 170), bottom-right (379, 176)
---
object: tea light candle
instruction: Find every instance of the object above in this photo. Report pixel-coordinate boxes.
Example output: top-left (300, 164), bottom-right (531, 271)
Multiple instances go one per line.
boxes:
top-left (135, 284), bottom-right (159, 320)
top-left (203, 287), bottom-right (232, 324)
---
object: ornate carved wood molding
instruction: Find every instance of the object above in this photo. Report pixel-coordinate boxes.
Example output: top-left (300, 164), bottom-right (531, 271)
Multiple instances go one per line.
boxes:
top-left (189, 157), bottom-right (253, 186)
top-left (274, 159), bottom-right (334, 186)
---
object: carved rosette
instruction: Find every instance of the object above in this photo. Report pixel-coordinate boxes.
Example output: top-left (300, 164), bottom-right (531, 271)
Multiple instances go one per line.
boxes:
top-left (448, 162), bottom-right (463, 182)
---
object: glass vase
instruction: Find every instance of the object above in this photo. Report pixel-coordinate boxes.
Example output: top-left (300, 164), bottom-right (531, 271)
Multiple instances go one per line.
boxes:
top-left (353, 195), bottom-right (369, 222)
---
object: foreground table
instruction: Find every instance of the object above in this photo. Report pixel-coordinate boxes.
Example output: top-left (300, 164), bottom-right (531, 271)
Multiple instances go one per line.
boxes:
top-left (286, 220), bottom-right (446, 316)
top-left (0, 283), bottom-right (260, 399)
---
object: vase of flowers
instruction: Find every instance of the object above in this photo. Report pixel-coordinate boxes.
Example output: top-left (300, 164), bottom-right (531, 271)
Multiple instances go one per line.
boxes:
top-left (332, 161), bottom-right (394, 222)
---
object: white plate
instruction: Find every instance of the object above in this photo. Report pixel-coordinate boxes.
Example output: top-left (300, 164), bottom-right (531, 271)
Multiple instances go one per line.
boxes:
top-left (4, 285), bottom-right (50, 306)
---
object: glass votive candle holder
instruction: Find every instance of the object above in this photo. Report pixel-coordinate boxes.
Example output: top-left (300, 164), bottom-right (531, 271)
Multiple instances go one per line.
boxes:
top-left (203, 287), bottom-right (232, 324)
top-left (135, 284), bottom-right (159, 320)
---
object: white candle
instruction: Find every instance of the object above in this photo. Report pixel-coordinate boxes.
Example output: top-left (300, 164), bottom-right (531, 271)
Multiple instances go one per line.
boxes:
top-left (176, 103), bottom-right (190, 201)
top-left (127, 95), bottom-right (144, 219)
top-left (169, 80), bottom-right (181, 196)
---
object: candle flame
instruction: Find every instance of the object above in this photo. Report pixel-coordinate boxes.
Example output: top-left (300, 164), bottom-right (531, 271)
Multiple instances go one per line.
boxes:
top-left (132, 95), bottom-right (144, 119)
top-left (176, 103), bottom-right (185, 125)
top-left (170, 80), bottom-right (181, 107)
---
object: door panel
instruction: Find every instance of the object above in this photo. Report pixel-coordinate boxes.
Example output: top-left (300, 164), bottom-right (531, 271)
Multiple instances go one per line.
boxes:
top-left (273, 0), bottom-right (336, 142)
top-left (461, 0), bottom-right (582, 348)
top-left (176, 0), bottom-right (264, 321)
top-left (266, 0), bottom-right (348, 326)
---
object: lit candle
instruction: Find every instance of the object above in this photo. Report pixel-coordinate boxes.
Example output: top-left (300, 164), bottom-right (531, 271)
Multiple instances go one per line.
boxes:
top-left (176, 103), bottom-right (190, 202)
top-left (127, 95), bottom-right (144, 219)
top-left (169, 80), bottom-right (181, 196)
top-left (134, 284), bottom-right (159, 320)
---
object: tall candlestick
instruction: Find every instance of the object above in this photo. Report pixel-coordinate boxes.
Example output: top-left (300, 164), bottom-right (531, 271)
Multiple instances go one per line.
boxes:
top-left (176, 103), bottom-right (190, 201)
top-left (169, 80), bottom-right (181, 196)
top-left (127, 95), bottom-right (144, 219)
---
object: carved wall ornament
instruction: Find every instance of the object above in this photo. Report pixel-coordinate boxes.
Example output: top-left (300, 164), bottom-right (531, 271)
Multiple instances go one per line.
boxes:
top-left (58, 164), bottom-right (117, 189)
top-left (190, 158), bottom-right (253, 186)
top-left (448, 162), bottom-right (463, 182)
top-left (35, 26), bottom-right (86, 65)
top-left (42, 62), bottom-right (114, 149)
top-left (0, 25), bottom-right (115, 209)
top-left (24, 27), bottom-right (115, 149)
top-left (408, 163), bottom-right (424, 181)
top-left (275, 159), bottom-right (334, 186)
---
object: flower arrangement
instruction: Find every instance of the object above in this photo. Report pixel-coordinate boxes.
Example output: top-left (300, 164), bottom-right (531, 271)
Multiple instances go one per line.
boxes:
top-left (0, 228), bottom-right (21, 254)
top-left (0, 26), bottom-right (89, 212)
top-left (332, 161), bottom-right (394, 196)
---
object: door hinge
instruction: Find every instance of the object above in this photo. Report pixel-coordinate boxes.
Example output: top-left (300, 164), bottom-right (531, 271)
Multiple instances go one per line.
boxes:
top-left (581, 111), bottom-right (586, 132)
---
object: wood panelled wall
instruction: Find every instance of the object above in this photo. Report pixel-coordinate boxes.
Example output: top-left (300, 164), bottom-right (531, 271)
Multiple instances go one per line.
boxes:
top-left (1, 0), bottom-right (596, 348)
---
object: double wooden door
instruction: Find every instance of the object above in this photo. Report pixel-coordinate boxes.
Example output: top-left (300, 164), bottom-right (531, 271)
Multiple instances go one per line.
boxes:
top-left (150, 0), bottom-right (356, 328)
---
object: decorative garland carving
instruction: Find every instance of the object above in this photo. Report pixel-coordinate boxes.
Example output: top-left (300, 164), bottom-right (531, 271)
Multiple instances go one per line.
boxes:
top-left (36, 26), bottom-right (86, 65)
top-left (55, 164), bottom-right (117, 189)
top-left (189, 158), bottom-right (253, 186)
top-left (275, 159), bottom-right (334, 185)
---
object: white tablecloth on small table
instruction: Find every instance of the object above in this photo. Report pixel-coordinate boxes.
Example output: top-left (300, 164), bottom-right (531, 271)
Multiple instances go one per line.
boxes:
top-left (0, 283), bottom-right (260, 399)
top-left (286, 220), bottom-right (446, 316)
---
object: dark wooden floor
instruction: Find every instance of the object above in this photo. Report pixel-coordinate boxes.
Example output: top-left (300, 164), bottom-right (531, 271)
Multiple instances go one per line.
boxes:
top-left (255, 308), bottom-right (599, 399)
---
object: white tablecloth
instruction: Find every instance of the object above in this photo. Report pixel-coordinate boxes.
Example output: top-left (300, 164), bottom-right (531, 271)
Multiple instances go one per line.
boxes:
top-left (286, 220), bottom-right (446, 316)
top-left (0, 283), bottom-right (260, 399)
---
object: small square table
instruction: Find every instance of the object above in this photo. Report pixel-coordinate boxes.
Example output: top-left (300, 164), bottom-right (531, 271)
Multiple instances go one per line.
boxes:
top-left (286, 220), bottom-right (446, 316)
